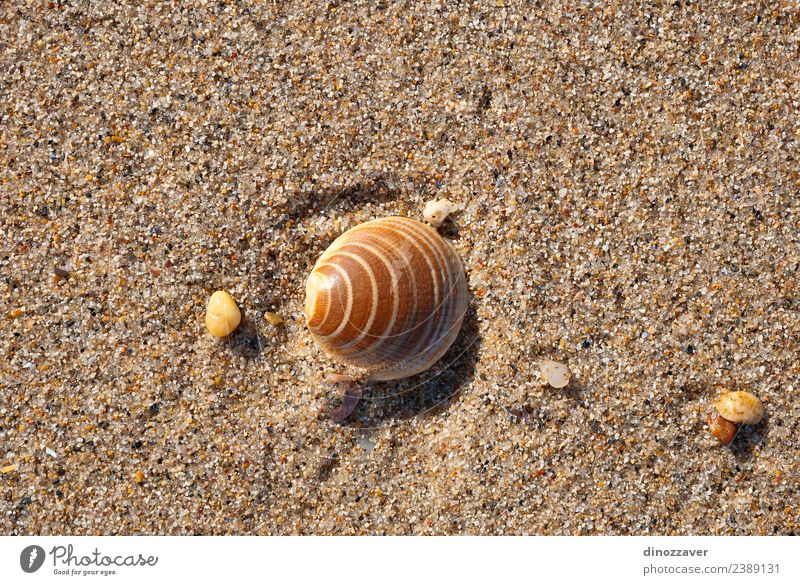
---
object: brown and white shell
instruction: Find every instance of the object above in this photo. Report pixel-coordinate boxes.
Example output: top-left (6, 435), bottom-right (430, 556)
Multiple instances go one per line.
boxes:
top-left (304, 216), bottom-right (468, 381)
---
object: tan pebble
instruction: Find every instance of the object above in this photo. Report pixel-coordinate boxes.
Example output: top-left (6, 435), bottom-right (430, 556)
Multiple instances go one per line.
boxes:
top-left (265, 311), bottom-right (284, 326)
top-left (714, 390), bottom-right (764, 425)
top-left (706, 413), bottom-right (738, 445)
top-left (423, 198), bottom-right (459, 228)
top-left (205, 290), bottom-right (241, 337)
top-left (538, 360), bottom-right (571, 388)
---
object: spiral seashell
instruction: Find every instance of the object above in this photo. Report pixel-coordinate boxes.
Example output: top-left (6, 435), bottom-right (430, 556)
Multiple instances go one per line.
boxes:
top-left (305, 216), bottom-right (468, 381)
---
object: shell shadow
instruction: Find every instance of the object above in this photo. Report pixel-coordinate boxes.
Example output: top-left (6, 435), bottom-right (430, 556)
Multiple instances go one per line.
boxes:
top-left (344, 298), bottom-right (481, 427)
top-left (279, 174), bottom-right (410, 303)
top-left (287, 173), bottom-right (404, 224)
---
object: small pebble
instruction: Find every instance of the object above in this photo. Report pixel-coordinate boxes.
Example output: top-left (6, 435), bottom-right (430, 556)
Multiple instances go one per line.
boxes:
top-left (356, 436), bottom-right (377, 452)
top-left (265, 311), bottom-right (284, 326)
top-left (205, 290), bottom-right (241, 337)
top-left (538, 360), bottom-right (571, 388)
top-left (328, 377), bottom-right (363, 423)
top-left (423, 198), bottom-right (459, 228)
top-left (134, 470), bottom-right (144, 483)
top-left (706, 413), bottom-right (738, 445)
top-left (714, 390), bottom-right (764, 425)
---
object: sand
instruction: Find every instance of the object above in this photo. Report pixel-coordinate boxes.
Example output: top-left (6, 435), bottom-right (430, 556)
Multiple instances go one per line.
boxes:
top-left (1, 0), bottom-right (798, 535)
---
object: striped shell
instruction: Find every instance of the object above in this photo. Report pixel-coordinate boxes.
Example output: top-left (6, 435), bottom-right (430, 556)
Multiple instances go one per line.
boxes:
top-left (304, 216), bottom-right (468, 381)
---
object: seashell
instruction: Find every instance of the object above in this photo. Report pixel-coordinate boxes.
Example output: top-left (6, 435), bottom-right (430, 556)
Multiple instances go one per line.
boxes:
top-left (538, 359), bottom-right (571, 388)
top-left (714, 390), bottom-right (764, 425)
top-left (423, 198), bottom-right (460, 228)
top-left (304, 216), bottom-right (468, 381)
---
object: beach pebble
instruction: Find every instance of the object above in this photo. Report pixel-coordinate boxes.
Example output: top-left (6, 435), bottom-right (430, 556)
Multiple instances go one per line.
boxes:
top-left (423, 198), bottom-right (459, 227)
top-left (706, 413), bottom-right (738, 445)
top-left (356, 436), bottom-right (377, 452)
top-left (538, 360), bottom-right (571, 388)
top-left (714, 390), bottom-right (764, 425)
top-left (328, 377), bottom-right (363, 423)
top-left (205, 291), bottom-right (241, 337)
top-left (265, 311), bottom-right (284, 326)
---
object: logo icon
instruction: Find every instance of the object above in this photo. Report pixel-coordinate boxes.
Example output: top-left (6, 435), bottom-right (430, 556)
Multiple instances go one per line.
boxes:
top-left (20, 545), bottom-right (46, 573)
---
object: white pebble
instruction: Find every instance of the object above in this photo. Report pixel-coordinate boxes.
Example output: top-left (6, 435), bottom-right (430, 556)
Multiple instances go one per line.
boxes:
top-left (538, 360), bottom-right (571, 388)
top-left (356, 437), bottom-right (376, 452)
top-left (714, 390), bottom-right (764, 425)
top-left (423, 198), bottom-right (459, 228)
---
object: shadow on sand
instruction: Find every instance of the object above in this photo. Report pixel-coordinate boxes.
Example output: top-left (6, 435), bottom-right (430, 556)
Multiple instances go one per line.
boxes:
top-left (340, 298), bottom-right (482, 428)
